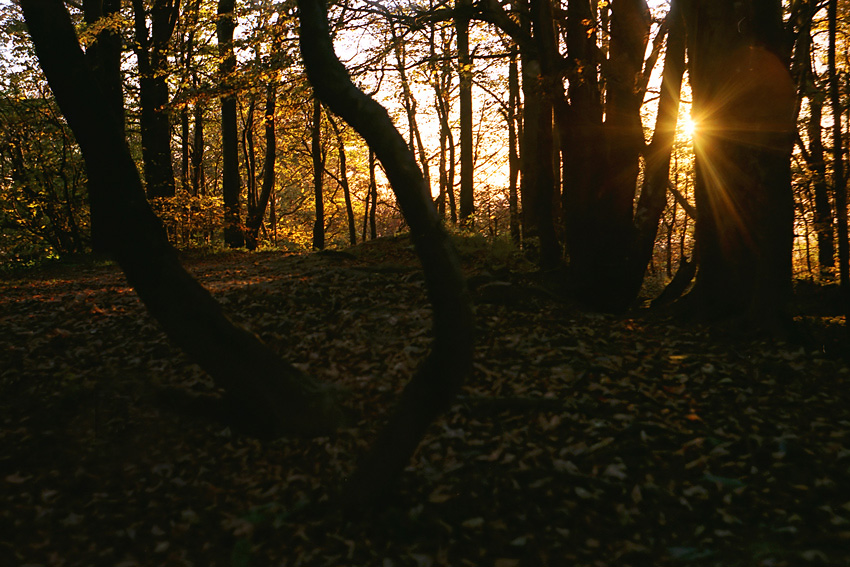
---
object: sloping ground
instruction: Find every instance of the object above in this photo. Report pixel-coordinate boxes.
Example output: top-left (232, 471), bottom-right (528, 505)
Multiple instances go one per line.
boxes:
top-left (1, 237), bottom-right (849, 567)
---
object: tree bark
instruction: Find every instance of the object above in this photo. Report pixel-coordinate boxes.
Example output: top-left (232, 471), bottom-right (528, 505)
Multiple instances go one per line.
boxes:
top-left (21, 0), bottom-right (343, 437)
top-left (508, 44), bottom-right (521, 245)
top-left (246, 83), bottom-right (277, 250)
top-left (131, 0), bottom-right (178, 199)
top-left (682, 0), bottom-right (796, 326)
top-left (217, 0), bottom-right (244, 247)
top-left (456, 0), bottom-right (475, 226)
top-left (328, 114), bottom-right (357, 246)
top-left (828, 0), bottom-right (850, 324)
top-left (564, 0), bottom-right (650, 311)
top-left (311, 96), bottom-right (325, 250)
top-left (630, 0), bottom-right (686, 300)
top-left (82, 0), bottom-right (124, 251)
top-left (298, 0), bottom-right (474, 508)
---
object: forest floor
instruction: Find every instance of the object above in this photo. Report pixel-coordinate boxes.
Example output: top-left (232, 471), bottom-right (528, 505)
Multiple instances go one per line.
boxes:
top-left (1, 235), bottom-right (850, 567)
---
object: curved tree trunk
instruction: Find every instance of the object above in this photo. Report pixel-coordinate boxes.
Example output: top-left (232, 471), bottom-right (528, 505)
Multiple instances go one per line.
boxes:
top-left (298, 0), bottom-right (474, 508)
top-left (22, 0), bottom-right (343, 437)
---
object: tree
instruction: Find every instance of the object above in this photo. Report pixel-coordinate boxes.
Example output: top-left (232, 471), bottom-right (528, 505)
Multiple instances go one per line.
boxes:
top-left (682, 0), bottom-right (796, 325)
top-left (131, 0), bottom-right (179, 199)
top-left (21, 0), bottom-right (342, 436)
top-left (828, 0), bottom-right (850, 323)
top-left (328, 113), bottom-right (358, 246)
top-left (245, 81), bottom-right (278, 250)
top-left (456, 0), bottom-right (474, 226)
top-left (311, 96), bottom-right (325, 249)
top-left (217, 0), bottom-right (244, 248)
top-left (298, 0), bottom-right (474, 506)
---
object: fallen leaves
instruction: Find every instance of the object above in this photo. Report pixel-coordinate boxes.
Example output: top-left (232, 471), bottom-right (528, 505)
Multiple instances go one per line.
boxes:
top-left (1, 243), bottom-right (850, 566)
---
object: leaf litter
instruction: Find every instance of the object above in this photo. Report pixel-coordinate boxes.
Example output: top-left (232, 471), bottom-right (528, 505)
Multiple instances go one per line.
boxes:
top-left (1, 238), bottom-right (849, 567)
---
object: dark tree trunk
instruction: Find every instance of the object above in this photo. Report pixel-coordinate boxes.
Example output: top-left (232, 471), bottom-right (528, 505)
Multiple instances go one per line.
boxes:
top-left (508, 44), bottom-right (521, 245)
top-left (83, 0), bottom-right (124, 130)
top-left (806, 93), bottom-right (836, 274)
top-left (217, 0), bottom-right (244, 247)
top-left (391, 23), bottom-right (431, 197)
top-left (311, 97), bottom-right (325, 250)
top-left (517, 0), bottom-right (562, 270)
top-left (298, 0), bottom-right (474, 508)
top-left (22, 0), bottom-right (343, 437)
top-left (191, 101), bottom-right (204, 197)
top-left (629, 0), bottom-right (686, 300)
top-left (131, 0), bottom-right (178, 199)
top-left (246, 83), bottom-right (277, 250)
top-left (364, 148), bottom-right (378, 240)
top-left (793, 17), bottom-right (834, 276)
top-left (682, 0), bottom-right (796, 326)
top-left (828, 0), bottom-right (850, 323)
top-left (82, 0), bottom-right (124, 251)
top-left (564, 0), bottom-right (650, 311)
top-left (328, 114), bottom-right (357, 246)
top-left (243, 95), bottom-right (258, 218)
top-left (456, 0), bottom-right (474, 226)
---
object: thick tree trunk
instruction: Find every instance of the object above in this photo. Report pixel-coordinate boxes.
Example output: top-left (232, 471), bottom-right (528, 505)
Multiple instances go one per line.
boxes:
top-left (298, 0), bottom-right (474, 508)
top-left (246, 84), bottom-right (277, 250)
top-left (22, 0), bottom-right (343, 437)
top-left (564, 0), bottom-right (650, 311)
top-left (217, 0), bottom-right (244, 248)
top-left (311, 97), bottom-right (325, 250)
top-left (131, 0), bottom-right (178, 199)
top-left (82, 0), bottom-right (123, 251)
top-left (683, 0), bottom-right (796, 325)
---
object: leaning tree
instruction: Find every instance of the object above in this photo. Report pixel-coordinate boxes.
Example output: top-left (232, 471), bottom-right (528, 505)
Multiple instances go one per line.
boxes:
top-left (21, 0), bottom-right (473, 507)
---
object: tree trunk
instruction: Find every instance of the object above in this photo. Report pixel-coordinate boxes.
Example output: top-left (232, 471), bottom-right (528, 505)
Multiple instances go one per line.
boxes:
top-left (22, 0), bottom-right (343, 437)
top-left (82, 0), bottom-right (123, 251)
top-left (806, 93), bottom-right (836, 275)
top-left (508, 44), bottom-right (521, 245)
top-left (629, 0), bottom-right (685, 300)
top-left (246, 83), bottom-right (277, 250)
top-left (328, 114), bottom-right (357, 246)
top-left (391, 24), bottom-right (431, 198)
top-left (682, 0), bottom-right (796, 326)
top-left (518, 0), bottom-right (562, 270)
top-left (828, 0), bottom-right (850, 323)
top-left (564, 0), bottom-right (650, 311)
top-left (217, 0), bottom-right (244, 248)
top-left (242, 95), bottom-right (258, 219)
top-left (191, 101), bottom-right (204, 197)
top-left (311, 96), bottom-right (325, 250)
top-left (298, 0), bottom-right (474, 508)
top-left (456, 0), bottom-right (474, 226)
top-left (131, 0), bottom-right (178, 199)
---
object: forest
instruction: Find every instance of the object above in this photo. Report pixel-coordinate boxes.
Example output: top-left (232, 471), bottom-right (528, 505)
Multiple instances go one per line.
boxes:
top-left (1, 0), bottom-right (850, 565)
